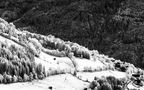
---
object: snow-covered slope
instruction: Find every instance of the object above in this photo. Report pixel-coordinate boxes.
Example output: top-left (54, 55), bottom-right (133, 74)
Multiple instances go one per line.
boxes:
top-left (0, 18), bottom-right (143, 90)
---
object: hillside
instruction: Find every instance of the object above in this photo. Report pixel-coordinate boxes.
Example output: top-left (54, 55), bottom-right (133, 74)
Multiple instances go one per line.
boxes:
top-left (0, 18), bottom-right (143, 90)
top-left (1, 0), bottom-right (144, 69)
top-left (0, 0), bottom-right (144, 90)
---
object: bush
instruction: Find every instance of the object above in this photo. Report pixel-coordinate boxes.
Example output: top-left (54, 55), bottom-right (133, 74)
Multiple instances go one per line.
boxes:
top-left (120, 66), bottom-right (127, 72)
top-left (3, 72), bottom-right (12, 84)
top-left (114, 85), bottom-right (123, 90)
top-left (100, 82), bottom-right (112, 90)
top-left (106, 76), bottom-right (117, 87)
top-left (29, 72), bottom-right (34, 81)
top-left (0, 74), bottom-right (4, 83)
top-left (38, 74), bottom-right (44, 80)
top-left (12, 75), bottom-right (18, 83)
top-left (33, 73), bottom-right (38, 79)
top-left (89, 80), bottom-right (100, 89)
top-left (18, 76), bottom-right (23, 82)
top-left (28, 42), bottom-right (39, 57)
top-left (36, 63), bottom-right (43, 75)
top-left (23, 73), bottom-right (29, 82)
top-left (82, 50), bottom-right (91, 59)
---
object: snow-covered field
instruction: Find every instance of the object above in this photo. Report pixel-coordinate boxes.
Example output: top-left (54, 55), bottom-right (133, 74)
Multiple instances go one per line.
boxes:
top-left (0, 74), bottom-right (89, 90)
top-left (75, 58), bottom-right (107, 72)
top-left (77, 70), bottom-right (127, 82)
top-left (35, 51), bottom-right (76, 74)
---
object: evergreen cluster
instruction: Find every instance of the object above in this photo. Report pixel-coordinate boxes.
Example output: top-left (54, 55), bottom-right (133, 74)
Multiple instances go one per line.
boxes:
top-left (0, 42), bottom-right (46, 84)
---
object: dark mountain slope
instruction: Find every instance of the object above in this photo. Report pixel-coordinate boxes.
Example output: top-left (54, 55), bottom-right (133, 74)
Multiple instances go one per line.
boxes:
top-left (13, 0), bottom-right (125, 51)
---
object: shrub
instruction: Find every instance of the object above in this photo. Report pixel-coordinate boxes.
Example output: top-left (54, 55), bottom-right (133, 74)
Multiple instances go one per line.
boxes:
top-left (18, 76), bottom-right (23, 82)
top-left (9, 45), bottom-right (18, 54)
top-left (100, 82), bottom-right (113, 90)
top-left (0, 74), bottom-right (4, 83)
top-left (114, 85), bottom-right (123, 90)
top-left (97, 78), bottom-right (107, 86)
top-left (6, 62), bottom-right (14, 75)
top-left (120, 66), bottom-right (127, 72)
top-left (76, 48), bottom-right (83, 58)
top-left (33, 73), bottom-right (38, 79)
top-left (26, 50), bottom-right (35, 62)
top-left (36, 63), bottom-right (43, 75)
top-left (28, 42), bottom-right (39, 57)
top-left (89, 80), bottom-right (100, 89)
top-left (3, 47), bottom-right (13, 60)
top-left (82, 50), bottom-right (91, 59)
top-left (29, 38), bottom-right (42, 49)
top-left (106, 76), bottom-right (117, 87)
top-left (29, 72), bottom-right (34, 81)
top-left (12, 75), bottom-right (18, 83)
top-left (38, 73), bottom-right (44, 80)
top-left (55, 42), bottom-right (65, 51)
top-left (23, 73), bottom-right (29, 82)
top-left (25, 64), bottom-right (30, 75)
top-left (3, 72), bottom-right (12, 84)
top-left (68, 52), bottom-right (74, 59)
top-left (0, 58), bottom-right (8, 74)
top-left (13, 66), bottom-right (18, 76)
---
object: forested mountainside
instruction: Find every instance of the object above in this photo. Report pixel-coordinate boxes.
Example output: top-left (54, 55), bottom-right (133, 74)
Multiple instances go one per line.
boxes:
top-left (0, 0), bottom-right (144, 69)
